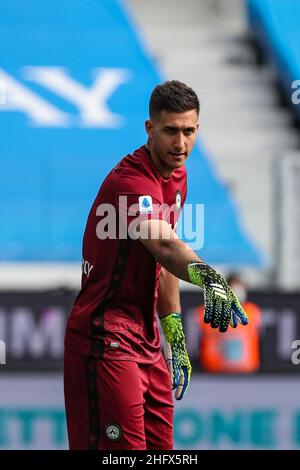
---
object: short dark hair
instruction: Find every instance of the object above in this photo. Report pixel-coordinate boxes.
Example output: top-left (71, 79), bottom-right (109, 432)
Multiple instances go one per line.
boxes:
top-left (149, 80), bottom-right (200, 120)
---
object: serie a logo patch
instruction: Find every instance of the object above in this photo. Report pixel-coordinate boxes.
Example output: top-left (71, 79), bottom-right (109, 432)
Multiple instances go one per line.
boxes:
top-left (105, 423), bottom-right (122, 441)
top-left (139, 195), bottom-right (153, 214)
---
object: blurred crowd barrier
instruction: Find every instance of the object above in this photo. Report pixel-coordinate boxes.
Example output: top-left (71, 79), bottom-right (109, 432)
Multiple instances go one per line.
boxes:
top-left (0, 289), bottom-right (299, 372)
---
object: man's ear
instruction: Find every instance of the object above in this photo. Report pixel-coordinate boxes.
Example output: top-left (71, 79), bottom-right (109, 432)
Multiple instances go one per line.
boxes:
top-left (145, 119), bottom-right (154, 138)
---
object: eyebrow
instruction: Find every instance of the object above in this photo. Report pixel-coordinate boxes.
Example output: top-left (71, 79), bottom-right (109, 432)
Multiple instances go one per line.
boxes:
top-left (163, 125), bottom-right (196, 131)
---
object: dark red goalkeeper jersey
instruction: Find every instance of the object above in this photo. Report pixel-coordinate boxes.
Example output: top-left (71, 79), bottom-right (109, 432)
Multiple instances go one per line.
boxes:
top-left (65, 145), bottom-right (187, 363)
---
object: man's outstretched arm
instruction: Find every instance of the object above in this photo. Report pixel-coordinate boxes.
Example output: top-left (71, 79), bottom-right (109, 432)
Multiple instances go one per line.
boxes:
top-left (138, 219), bottom-right (248, 332)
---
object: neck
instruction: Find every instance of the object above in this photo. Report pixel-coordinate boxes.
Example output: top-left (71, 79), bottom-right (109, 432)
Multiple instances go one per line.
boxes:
top-left (145, 141), bottom-right (172, 178)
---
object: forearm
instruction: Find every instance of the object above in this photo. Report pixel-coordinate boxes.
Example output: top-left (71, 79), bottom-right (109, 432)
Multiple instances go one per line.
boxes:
top-left (153, 237), bottom-right (203, 284)
top-left (157, 267), bottom-right (181, 318)
top-left (138, 219), bottom-right (203, 285)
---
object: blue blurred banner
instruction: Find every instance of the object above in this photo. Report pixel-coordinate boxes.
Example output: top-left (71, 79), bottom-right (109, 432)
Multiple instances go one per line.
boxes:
top-left (0, 0), bottom-right (262, 265)
top-left (247, 0), bottom-right (300, 118)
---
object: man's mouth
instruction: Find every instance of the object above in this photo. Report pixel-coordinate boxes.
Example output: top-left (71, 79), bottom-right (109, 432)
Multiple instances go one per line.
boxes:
top-left (169, 152), bottom-right (186, 157)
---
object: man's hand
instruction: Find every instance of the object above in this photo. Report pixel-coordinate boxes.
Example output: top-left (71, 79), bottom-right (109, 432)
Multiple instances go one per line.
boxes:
top-left (188, 262), bottom-right (249, 333)
top-left (160, 313), bottom-right (192, 400)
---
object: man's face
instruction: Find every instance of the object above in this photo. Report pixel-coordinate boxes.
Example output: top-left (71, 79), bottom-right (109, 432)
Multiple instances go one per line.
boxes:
top-left (145, 109), bottom-right (199, 174)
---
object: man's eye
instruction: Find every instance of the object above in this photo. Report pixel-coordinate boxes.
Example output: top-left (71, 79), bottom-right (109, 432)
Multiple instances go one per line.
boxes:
top-left (184, 129), bottom-right (194, 136)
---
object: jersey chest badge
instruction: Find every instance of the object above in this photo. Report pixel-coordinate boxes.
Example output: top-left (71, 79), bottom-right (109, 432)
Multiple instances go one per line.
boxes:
top-left (175, 190), bottom-right (181, 210)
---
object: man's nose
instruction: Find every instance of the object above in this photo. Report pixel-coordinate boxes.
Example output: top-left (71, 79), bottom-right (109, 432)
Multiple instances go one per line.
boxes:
top-left (174, 132), bottom-right (185, 150)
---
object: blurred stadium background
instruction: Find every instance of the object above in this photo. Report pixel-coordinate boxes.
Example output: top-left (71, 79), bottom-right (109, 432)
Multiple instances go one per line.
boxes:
top-left (0, 0), bottom-right (300, 449)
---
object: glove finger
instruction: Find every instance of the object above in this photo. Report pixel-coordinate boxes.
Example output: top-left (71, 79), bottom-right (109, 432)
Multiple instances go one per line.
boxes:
top-left (175, 367), bottom-right (188, 400)
top-left (163, 341), bottom-right (174, 387)
top-left (219, 302), bottom-right (231, 333)
top-left (203, 287), bottom-right (214, 324)
top-left (211, 296), bottom-right (223, 329)
top-left (172, 350), bottom-right (181, 389)
top-left (230, 310), bottom-right (238, 328)
top-left (232, 301), bottom-right (248, 325)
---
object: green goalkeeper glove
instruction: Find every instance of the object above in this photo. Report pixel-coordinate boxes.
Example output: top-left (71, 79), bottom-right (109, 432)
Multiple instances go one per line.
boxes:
top-left (160, 313), bottom-right (192, 400)
top-left (188, 262), bottom-right (249, 333)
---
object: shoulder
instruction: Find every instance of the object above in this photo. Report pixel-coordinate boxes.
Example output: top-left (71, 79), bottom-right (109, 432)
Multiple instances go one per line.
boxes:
top-left (113, 147), bottom-right (163, 199)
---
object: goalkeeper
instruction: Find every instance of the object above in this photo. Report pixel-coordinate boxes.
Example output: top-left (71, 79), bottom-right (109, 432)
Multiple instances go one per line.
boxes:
top-left (64, 80), bottom-right (248, 451)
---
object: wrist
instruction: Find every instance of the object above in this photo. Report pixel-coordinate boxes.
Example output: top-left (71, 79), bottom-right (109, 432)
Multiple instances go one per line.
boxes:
top-left (159, 311), bottom-right (181, 320)
top-left (160, 313), bottom-right (185, 344)
top-left (187, 262), bottom-right (208, 287)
